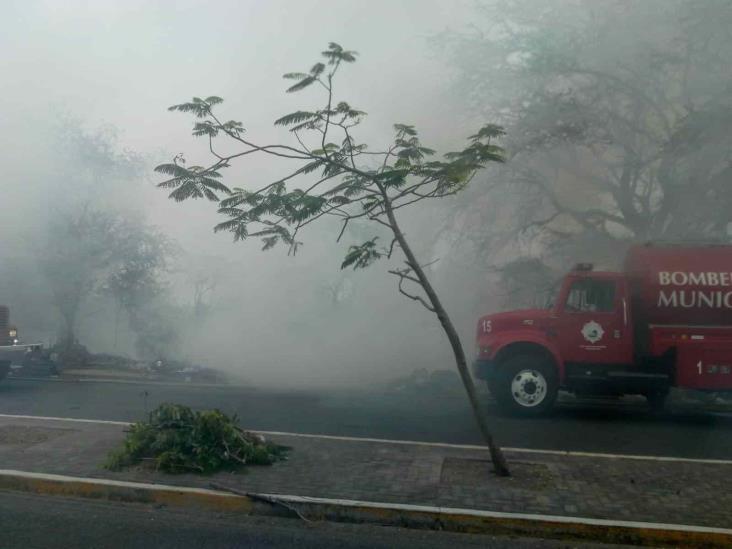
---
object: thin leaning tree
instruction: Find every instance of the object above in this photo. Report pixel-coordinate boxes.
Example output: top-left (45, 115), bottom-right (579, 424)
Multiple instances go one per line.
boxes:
top-left (156, 43), bottom-right (510, 476)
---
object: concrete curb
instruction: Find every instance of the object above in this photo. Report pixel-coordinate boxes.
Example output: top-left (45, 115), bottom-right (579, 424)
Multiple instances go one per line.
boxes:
top-left (267, 495), bottom-right (732, 547)
top-left (0, 470), bottom-right (730, 547)
top-left (6, 375), bottom-right (242, 389)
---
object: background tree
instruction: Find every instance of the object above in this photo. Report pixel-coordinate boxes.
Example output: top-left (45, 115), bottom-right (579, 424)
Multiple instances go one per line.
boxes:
top-left (156, 43), bottom-right (511, 475)
top-left (40, 208), bottom-right (123, 350)
top-left (437, 0), bottom-right (732, 295)
top-left (128, 299), bottom-right (181, 361)
top-left (40, 207), bottom-right (173, 356)
top-left (191, 276), bottom-right (217, 320)
top-left (495, 258), bottom-right (556, 310)
top-left (174, 253), bottom-right (233, 321)
top-left (103, 223), bottom-right (175, 350)
top-left (319, 275), bottom-right (354, 307)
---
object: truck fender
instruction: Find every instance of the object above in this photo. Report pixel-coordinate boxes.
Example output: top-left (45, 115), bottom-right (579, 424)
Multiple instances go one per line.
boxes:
top-left (491, 335), bottom-right (564, 380)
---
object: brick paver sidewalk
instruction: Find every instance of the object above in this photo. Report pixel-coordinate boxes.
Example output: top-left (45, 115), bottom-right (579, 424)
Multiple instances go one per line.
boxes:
top-left (0, 416), bottom-right (729, 529)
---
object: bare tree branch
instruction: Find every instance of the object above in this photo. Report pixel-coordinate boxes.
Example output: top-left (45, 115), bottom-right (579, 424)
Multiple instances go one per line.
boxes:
top-left (388, 269), bottom-right (435, 312)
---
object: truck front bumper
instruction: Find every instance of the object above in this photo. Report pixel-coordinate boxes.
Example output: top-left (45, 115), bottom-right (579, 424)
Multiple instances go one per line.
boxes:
top-left (472, 358), bottom-right (495, 381)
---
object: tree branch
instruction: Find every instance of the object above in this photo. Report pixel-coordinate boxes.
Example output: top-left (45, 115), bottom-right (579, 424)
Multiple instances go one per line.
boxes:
top-left (388, 269), bottom-right (435, 312)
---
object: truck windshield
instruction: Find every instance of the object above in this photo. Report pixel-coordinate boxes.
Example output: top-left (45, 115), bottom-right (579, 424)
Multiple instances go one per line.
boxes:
top-left (564, 279), bottom-right (616, 313)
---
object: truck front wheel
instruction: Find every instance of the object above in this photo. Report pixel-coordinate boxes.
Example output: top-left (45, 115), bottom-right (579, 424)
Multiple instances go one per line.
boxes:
top-left (493, 355), bottom-right (558, 417)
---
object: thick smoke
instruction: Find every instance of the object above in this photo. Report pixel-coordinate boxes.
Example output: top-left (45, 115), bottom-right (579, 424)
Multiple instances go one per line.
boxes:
top-left (0, 0), bottom-right (476, 387)
top-left (3, 1), bottom-right (728, 387)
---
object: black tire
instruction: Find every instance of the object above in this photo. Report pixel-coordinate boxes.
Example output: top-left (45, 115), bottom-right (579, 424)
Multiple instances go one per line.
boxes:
top-left (493, 354), bottom-right (558, 417)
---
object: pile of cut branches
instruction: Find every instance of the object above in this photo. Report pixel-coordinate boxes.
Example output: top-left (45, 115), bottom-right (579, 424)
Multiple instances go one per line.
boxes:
top-left (105, 403), bottom-right (287, 473)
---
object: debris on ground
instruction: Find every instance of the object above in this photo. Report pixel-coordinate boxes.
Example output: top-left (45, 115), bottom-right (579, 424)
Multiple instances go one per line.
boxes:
top-left (390, 368), bottom-right (466, 396)
top-left (670, 388), bottom-right (732, 412)
top-left (25, 345), bottom-right (228, 383)
top-left (104, 403), bottom-right (288, 473)
top-left (142, 359), bottom-right (226, 383)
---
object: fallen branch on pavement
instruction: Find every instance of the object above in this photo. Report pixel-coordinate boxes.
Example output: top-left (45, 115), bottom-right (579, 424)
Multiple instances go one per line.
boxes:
top-left (104, 403), bottom-right (288, 473)
top-left (209, 483), bottom-right (314, 523)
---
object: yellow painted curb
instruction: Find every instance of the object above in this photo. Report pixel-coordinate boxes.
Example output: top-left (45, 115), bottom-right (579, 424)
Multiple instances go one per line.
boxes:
top-left (0, 469), bottom-right (730, 548)
top-left (262, 495), bottom-right (732, 548)
top-left (0, 470), bottom-right (255, 514)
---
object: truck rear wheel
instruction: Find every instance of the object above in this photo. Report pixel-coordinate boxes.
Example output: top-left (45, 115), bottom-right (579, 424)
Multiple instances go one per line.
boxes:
top-left (494, 355), bottom-right (558, 417)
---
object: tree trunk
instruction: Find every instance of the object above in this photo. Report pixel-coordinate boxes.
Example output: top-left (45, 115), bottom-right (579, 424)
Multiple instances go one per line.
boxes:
top-left (60, 311), bottom-right (77, 352)
top-left (381, 193), bottom-right (510, 476)
top-left (113, 303), bottom-right (121, 351)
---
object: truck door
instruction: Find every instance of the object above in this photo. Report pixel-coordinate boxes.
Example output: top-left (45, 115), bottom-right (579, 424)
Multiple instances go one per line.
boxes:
top-left (556, 276), bottom-right (633, 365)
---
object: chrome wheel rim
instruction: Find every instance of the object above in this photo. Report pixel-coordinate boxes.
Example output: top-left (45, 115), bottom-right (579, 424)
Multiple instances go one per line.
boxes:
top-left (511, 369), bottom-right (547, 407)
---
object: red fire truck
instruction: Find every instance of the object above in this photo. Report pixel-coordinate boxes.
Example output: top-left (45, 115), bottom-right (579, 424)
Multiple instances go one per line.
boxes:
top-left (473, 244), bottom-right (732, 415)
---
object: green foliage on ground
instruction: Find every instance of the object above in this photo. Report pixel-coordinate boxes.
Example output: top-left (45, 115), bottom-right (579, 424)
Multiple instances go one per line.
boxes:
top-left (104, 403), bottom-right (287, 473)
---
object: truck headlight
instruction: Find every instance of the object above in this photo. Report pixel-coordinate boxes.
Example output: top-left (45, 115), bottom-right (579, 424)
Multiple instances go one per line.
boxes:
top-left (8, 329), bottom-right (17, 338)
top-left (476, 345), bottom-right (492, 357)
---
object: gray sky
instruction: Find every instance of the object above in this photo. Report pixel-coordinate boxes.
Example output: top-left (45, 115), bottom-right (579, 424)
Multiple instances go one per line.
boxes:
top-left (1, 0), bottom-right (477, 247)
top-left (2, 0), bottom-right (473, 151)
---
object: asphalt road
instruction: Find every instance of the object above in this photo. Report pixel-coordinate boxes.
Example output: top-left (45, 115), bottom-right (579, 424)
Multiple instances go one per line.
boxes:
top-left (0, 491), bottom-right (632, 549)
top-left (1, 377), bottom-right (731, 459)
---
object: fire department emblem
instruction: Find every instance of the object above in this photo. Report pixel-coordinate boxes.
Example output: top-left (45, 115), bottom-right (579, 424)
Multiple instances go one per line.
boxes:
top-left (581, 320), bottom-right (604, 344)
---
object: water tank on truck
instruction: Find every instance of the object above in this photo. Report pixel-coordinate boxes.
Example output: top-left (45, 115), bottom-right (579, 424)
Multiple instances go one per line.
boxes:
top-left (473, 243), bottom-right (732, 416)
